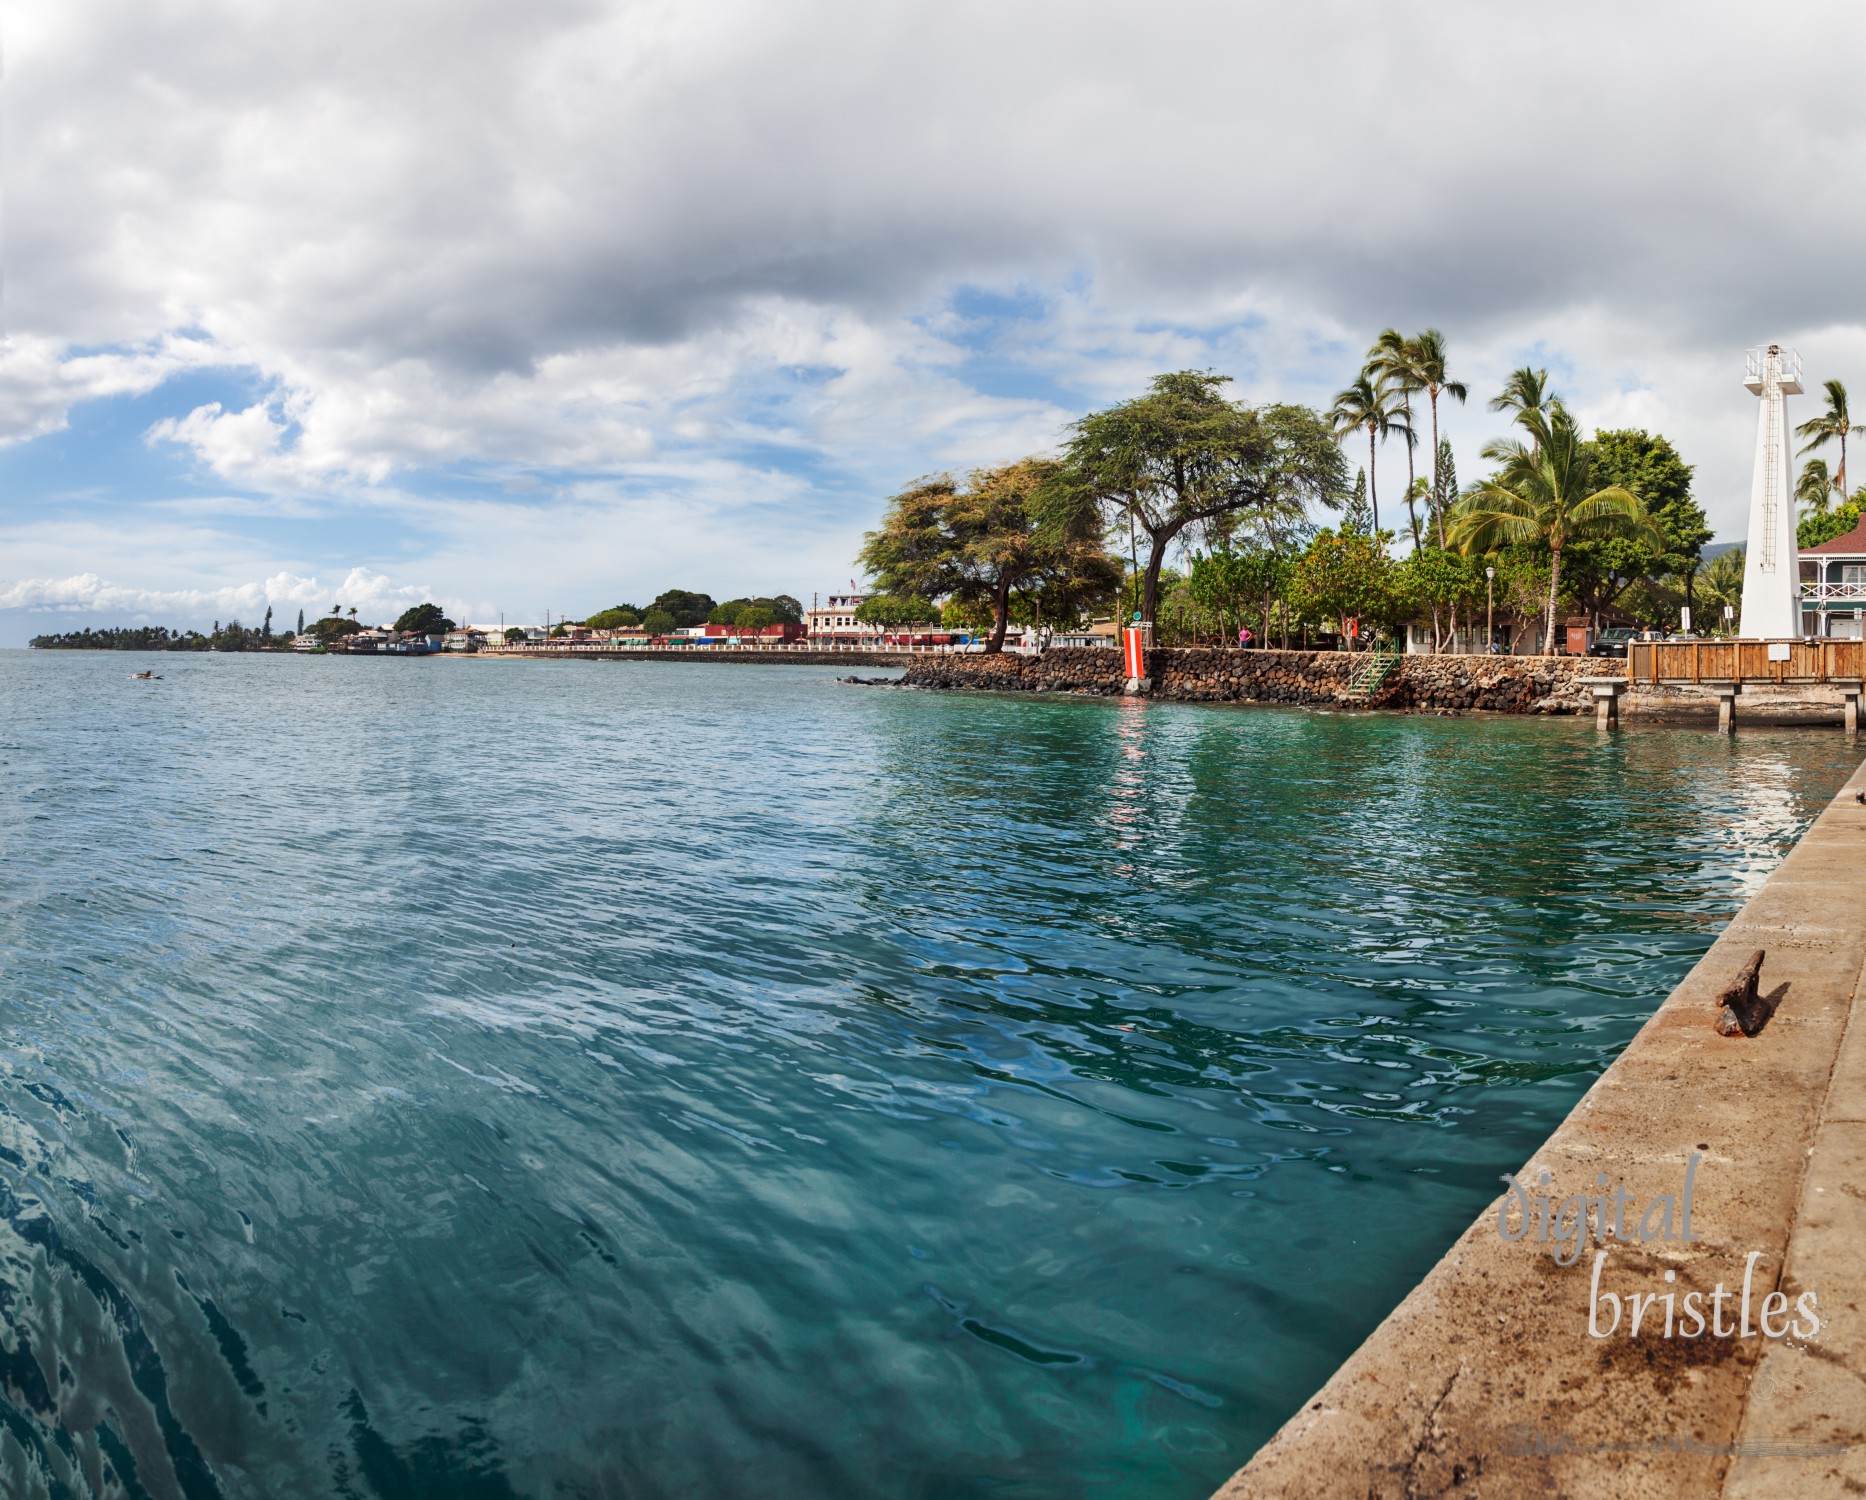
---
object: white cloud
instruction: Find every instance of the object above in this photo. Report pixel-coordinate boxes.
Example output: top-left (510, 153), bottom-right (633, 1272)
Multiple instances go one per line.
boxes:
top-left (0, 334), bottom-right (224, 446)
top-left (0, 568), bottom-right (444, 627)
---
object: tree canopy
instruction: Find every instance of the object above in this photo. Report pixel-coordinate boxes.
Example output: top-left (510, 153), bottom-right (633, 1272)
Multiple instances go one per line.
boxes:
top-left (1558, 429), bottom-right (1708, 621)
top-left (1799, 489), bottom-right (1866, 548)
top-left (646, 590), bottom-right (715, 629)
top-left (394, 602), bottom-right (456, 635)
top-left (1795, 378), bottom-right (1863, 499)
top-left (1451, 407), bottom-right (1660, 653)
top-left (853, 594), bottom-right (937, 633)
top-left (312, 615), bottom-right (363, 645)
top-left (1038, 371), bottom-right (1344, 628)
top-left (707, 595), bottom-right (803, 626)
top-left (1288, 529), bottom-right (1400, 648)
top-left (862, 458), bottom-right (1120, 652)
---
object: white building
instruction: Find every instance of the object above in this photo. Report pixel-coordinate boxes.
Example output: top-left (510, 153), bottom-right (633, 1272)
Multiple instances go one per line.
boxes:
top-left (806, 593), bottom-right (878, 640)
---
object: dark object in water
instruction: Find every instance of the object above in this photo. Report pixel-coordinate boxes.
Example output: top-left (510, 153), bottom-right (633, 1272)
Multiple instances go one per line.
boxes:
top-left (1713, 949), bottom-right (1776, 1036)
top-left (838, 675), bottom-right (904, 687)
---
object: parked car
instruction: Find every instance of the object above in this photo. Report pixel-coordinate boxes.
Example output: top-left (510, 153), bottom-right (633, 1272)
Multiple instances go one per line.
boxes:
top-left (1587, 627), bottom-right (1637, 658)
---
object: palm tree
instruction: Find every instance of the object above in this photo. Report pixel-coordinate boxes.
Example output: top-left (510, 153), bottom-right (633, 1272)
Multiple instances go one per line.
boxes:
top-left (1407, 329), bottom-right (1467, 546)
top-left (1328, 374), bottom-right (1405, 536)
top-left (1795, 379), bottom-right (1864, 498)
top-left (1797, 458), bottom-right (1837, 519)
top-left (1367, 330), bottom-right (1424, 549)
top-left (1451, 407), bottom-right (1660, 654)
top-left (1695, 548), bottom-right (1745, 635)
top-left (1488, 366), bottom-right (1555, 428)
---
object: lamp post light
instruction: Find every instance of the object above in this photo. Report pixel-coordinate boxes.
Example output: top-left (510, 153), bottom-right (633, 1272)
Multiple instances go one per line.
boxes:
top-left (1486, 566), bottom-right (1496, 653)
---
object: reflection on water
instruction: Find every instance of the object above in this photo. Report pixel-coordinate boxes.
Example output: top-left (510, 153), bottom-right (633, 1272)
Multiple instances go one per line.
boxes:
top-left (0, 652), bottom-right (1854, 1499)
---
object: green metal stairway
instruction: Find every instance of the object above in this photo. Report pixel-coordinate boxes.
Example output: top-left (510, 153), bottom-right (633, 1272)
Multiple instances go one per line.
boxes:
top-left (1346, 649), bottom-right (1402, 700)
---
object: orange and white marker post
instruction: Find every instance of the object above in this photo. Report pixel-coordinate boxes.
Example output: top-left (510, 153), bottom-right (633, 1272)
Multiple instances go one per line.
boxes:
top-left (1122, 623), bottom-right (1152, 693)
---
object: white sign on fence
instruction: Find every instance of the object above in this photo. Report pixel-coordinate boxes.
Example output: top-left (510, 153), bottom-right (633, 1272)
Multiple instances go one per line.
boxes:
top-left (1767, 642), bottom-right (1792, 662)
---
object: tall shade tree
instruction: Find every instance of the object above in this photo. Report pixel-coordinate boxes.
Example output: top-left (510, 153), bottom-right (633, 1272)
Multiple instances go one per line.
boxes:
top-left (1797, 458), bottom-right (1836, 519)
top-left (1288, 529), bottom-right (1399, 653)
top-left (1452, 407), bottom-right (1661, 654)
top-left (1406, 329), bottom-right (1468, 546)
top-left (1562, 429), bottom-right (1708, 625)
top-left (1795, 380), bottom-right (1863, 499)
top-left (860, 459), bottom-right (1120, 654)
top-left (1040, 371), bottom-right (1344, 627)
top-left (1327, 373), bottom-right (1406, 537)
top-left (1367, 331), bottom-right (1423, 549)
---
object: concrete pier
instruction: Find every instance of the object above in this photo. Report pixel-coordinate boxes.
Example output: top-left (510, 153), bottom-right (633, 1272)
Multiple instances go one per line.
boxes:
top-left (1213, 757), bottom-right (1866, 1499)
top-left (1581, 675), bottom-right (1625, 730)
top-left (1718, 681), bottom-right (1742, 734)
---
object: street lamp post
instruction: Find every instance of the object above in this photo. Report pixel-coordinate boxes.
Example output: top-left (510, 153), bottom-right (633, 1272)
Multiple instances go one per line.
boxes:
top-left (1486, 566), bottom-right (1496, 653)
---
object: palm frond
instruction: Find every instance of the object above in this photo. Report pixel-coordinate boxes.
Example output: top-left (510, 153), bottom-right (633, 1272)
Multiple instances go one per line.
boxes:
top-left (1450, 509), bottom-right (1541, 552)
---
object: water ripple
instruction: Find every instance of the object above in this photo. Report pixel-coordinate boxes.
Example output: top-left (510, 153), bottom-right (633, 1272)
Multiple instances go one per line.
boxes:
top-left (0, 652), bottom-right (1853, 1499)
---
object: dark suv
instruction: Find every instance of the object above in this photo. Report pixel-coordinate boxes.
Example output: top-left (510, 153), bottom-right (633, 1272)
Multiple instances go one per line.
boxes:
top-left (1587, 627), bottom-right (1637, 658)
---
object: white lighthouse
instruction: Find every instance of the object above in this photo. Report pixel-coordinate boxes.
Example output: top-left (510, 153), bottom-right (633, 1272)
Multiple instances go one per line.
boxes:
top-left (1739, 344), bottom-right (1804, 639)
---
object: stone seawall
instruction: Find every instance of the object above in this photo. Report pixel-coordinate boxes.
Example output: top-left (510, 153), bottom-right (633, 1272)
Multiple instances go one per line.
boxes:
top-left (901, 647), bottom-right (1596, 714)
top-left (479, 648), bottom-right (916, 667)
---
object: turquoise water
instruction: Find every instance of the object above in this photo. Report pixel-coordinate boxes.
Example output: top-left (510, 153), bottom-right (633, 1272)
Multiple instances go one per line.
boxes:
top-left (0, 651), bottom-right (1855, 1500)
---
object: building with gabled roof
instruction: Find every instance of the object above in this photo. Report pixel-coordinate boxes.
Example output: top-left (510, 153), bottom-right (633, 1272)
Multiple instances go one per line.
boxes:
top-left (1799, 516), bottom-right (1866, 638)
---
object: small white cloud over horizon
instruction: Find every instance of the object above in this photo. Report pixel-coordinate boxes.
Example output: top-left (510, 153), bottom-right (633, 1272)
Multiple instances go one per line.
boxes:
top-left (0, 568), bottom-right (450, 630)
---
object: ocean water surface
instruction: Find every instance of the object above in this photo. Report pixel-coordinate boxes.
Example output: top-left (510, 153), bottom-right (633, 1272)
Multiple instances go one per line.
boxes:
top-left (0, 651), bottom-right (1855, 1499)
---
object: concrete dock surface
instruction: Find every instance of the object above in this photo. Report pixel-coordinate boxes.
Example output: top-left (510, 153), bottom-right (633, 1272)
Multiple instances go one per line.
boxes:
top-left (1214, 758), bottom-right (1866, 1499)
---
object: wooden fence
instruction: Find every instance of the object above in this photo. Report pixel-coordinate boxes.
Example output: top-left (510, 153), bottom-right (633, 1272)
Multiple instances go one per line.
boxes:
top-left (1627, 639), bottom-right (1866, 684)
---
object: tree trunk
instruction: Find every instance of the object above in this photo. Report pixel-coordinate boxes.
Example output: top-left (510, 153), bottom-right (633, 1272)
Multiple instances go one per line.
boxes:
top-left (1140, 524), bottom-right (1179, 627)
top-left (1368, 430), bottom-right (1380, 535)
top-left (985, 572), bottom-right (1013, 653)
top-left (1543, 547), bottom-right (1564, 656)
top-left (1430, 390), bottom-right (1448, 549)
top-left (1403, 402), bottom-right (1420, 551)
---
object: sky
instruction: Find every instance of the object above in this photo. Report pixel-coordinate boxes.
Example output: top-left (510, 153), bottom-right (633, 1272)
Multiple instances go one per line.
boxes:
top-left (2, 0), bottom-right (1865, 642)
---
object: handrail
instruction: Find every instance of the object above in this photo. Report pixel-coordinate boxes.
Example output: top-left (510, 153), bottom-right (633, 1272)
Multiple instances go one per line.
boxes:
top-left (1625, 638), bottom-right (1866, 685)
top-left (1347, 649), bottom-right (1402, 697)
